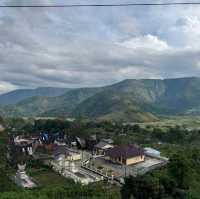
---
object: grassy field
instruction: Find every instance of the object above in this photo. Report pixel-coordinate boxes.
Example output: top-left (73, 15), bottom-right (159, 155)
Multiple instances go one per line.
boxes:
top-left (127, 115), bottom-right (200, 130)
top-left (30, 169), bottom-right (72, 187)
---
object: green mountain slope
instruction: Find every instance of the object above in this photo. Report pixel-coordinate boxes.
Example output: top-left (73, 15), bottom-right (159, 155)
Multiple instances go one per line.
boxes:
top-left (158, 77), bottom-right (200, 113)
top-left (42, 87), bottom-right (104, 116)
top-left (71, 77), bottom-right (200, 121)
top-left (0, 87), bottom-right (70, 105)
top-left (0, 87), bottom-right (103, 117)
top-left (72, 89), bottom-right (158, 122)
top-left (1, 77), bottom-right (200, 122)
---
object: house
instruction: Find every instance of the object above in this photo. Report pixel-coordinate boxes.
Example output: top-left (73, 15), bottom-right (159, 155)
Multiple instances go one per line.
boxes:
top-left (94, 141), bottom-right (114, 155)
top-left (53, 145), bottom-right (81, 161)
top-left (105, 145), bottom-right (144, 165)
top-left (52, 145), bottom-right (81, 173)
top-left (76, 135), bottom-right (98, 151)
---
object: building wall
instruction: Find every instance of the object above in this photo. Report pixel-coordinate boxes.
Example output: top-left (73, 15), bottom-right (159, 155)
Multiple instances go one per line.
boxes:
top-left (95, 145), bottom-right (113, 155)
top-left (110, 155), bottom-right (144, 165)
top-left (52, 158), bottom-right (79, 173)
top-left (126, 155), bottom-right (144, 165)
top-left (72, 153), bottom-right (81, 161)
top-left (67, 153), bottom-right (81, 161)
top-left (95, 149), bottom-right (105, 155)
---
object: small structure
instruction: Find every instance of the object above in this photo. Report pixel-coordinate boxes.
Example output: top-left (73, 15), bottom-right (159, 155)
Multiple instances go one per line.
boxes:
top-left (54, 140), bottom-right (66, 146)
top-left (76, 137), bottom-right (86, 149)
top-left (105, 145), bottom-right (144, 165)
top-left (14, 136), bottom-right (34, 155)
top-left (7, 135), bottom-right (34, 167)
top-left (0, 124), bottom-right (4, 132)
top-left (94, 141), bottom-right (114, 155)
top-left (13, 164), bottom-right (37, 188)
top-left (86, 135), bottom-right (98, 151)
top-left (51, 145), bottom-right (101, 184)
top-left (101, 138), bottom-right (114, 144)
top-left (53, 145), bottom-right (81, 161)
top-left (52, 146), bottom-right (81, 172)
top-left (144, 147), bottom-right (161, 158)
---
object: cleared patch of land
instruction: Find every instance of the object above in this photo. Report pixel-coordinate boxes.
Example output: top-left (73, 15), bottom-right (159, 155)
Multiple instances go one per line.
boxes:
top-left (31, 169), bottom-right (71, 187)
top-left (126, 116), bottom-right (200, 130)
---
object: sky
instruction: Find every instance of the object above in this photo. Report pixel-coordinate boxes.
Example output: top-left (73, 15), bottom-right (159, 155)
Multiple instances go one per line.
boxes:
top-left (1, 0), bottom-right (200, 93)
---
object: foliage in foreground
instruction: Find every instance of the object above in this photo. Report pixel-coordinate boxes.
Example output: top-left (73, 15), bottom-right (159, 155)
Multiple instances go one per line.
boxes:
top-left (0, 183), bottom-right (120, 199)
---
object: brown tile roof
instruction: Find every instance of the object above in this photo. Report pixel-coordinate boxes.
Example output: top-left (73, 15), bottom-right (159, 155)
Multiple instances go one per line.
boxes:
top-left (105, 145), bottom-right (144, 158)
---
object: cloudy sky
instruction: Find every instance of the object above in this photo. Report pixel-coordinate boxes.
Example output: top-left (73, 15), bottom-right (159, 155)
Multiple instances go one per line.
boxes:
top-left (0, 0), bottom-right (200, 93)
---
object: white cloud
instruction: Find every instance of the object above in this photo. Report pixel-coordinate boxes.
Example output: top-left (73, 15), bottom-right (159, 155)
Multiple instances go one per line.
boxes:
top-left (0, 81), bottom-right (17, 94)
top-left (119, 34), bottom-right (169, 51)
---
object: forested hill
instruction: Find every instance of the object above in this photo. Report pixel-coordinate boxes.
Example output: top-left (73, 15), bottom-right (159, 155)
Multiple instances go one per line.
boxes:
top-left (1, 77), bottom-right (200, 122)
top-left (0, 87), bottom-right (70, 105)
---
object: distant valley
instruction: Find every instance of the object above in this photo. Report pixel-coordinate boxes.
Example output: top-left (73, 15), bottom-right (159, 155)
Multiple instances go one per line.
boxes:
top-left (1, 77), bottom-right (200, 122)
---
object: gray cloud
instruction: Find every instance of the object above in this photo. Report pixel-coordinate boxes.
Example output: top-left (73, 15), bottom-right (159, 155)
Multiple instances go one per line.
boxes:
top-left (1, 0), bottom-right (200, 93)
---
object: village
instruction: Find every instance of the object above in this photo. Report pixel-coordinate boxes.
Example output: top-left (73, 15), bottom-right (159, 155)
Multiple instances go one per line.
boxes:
top-left (7, 131), bottom-right (169, 188)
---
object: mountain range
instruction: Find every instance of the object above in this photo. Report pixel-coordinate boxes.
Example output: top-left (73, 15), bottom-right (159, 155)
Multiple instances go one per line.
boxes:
top-left (1, 77), bottom-right (200, 122)
top-left (0, 87), bottom-right (70, 105)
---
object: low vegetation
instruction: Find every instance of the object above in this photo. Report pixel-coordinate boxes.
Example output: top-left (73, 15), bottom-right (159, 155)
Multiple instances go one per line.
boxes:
top-left (1, 117), bottom-right (200, 198)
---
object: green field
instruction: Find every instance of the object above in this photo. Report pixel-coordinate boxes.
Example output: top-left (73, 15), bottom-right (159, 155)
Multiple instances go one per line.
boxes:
top-left (28, 167), bottom-right (72, 187)
top-left (128, 115), bottom-right (200, 130)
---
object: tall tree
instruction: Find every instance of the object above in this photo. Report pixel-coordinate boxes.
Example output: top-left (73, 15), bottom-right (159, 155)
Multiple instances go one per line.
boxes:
top-left (168, 153), bottom-right (191, 189)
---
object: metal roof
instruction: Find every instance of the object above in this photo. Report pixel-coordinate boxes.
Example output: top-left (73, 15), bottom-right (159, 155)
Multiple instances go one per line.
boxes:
top-left (105, 145), bottom-right (144, 158)
top-left (95, 141), bottom-right (113, 149)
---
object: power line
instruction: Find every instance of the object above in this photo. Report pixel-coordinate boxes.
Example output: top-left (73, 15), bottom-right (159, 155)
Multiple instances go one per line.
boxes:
top-left (1, 2), bottom-right (200, 8)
